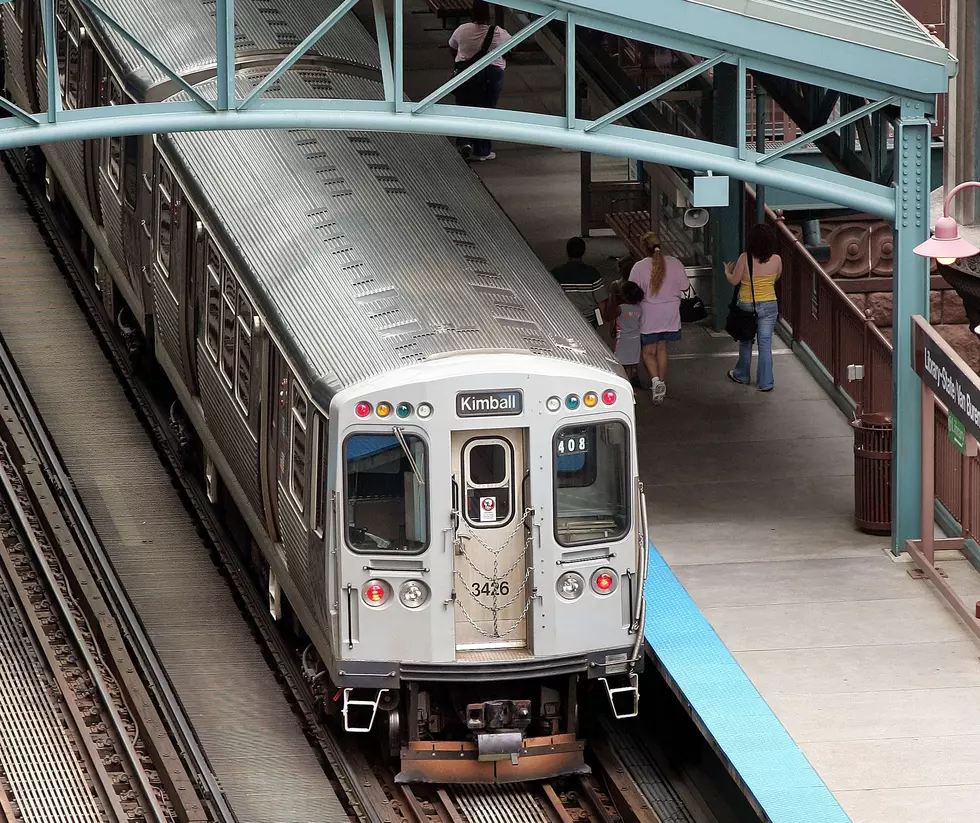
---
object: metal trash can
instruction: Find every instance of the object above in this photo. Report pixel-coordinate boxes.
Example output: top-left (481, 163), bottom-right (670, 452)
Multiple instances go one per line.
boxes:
top-left (851, 413), bottom-right (892, 535)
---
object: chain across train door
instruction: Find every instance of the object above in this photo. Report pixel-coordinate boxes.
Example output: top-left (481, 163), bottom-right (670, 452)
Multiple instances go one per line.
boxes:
top-left (451, 429), bottom-right (531, 651)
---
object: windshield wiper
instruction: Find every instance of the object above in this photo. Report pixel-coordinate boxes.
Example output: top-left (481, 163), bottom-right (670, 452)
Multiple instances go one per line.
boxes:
top-left (392, 426), bottom-right (425, 485)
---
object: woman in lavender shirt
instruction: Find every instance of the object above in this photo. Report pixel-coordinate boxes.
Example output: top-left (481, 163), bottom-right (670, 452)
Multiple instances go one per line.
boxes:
top-left (629, 232), bottom-right (689, 405)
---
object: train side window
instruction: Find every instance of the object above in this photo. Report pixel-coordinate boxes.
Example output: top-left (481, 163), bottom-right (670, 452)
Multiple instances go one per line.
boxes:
top-left (66, 11), bottom-right (80, 109)
top-left (235, 293), bottom-right (252, 413)
top-left (219, 263), bottom-right (236, 386)
top-left (204, 241), bottom-right (221, 359)
top-left (553, 421), bottom-right (630, 547)
top-left (311, 415), bottom-right (326, 536)
top-left (155, 162), bottom-right (173, 275)
top-left (344, 433), bottom-right (428, 553)
top-left (104, 79), bottom-right (122, 191)
top-left (55, 0), bottom-right (68, 100)
top-left (289, 384), bottom-right (308, 511)
top-left (123, 138), bottom-right (139, 210)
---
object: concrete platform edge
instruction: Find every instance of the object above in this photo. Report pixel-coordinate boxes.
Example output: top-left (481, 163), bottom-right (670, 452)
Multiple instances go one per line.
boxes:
top-left (643, 543), bottom-right (852, 823)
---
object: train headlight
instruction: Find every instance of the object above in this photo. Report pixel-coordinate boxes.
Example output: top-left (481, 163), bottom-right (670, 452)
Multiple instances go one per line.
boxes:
top-left (591, 568), bottom-right (618, 595)
top-left (362, 579), bottom-right (390, 606)
top-left (398, 580), bottom-right (430, 609)
top-left (546, 396), bottom-right (561, 412)
top-left (355, 401), bottom-right (372, 418)
top-left (396, 402), bottom-right (413, 419)
top-left (376, 401), bottom-right (392, 418)
top-left (583, 391), bottom-right (598, 408)
top-left (556, 571), bottom-right (585, 601)
top-left (602, 389), bottom-right (617, 405)
top-left (565, 394), bottom-right (580, 410)
top-left (417, 403), bottom-right (433, 419)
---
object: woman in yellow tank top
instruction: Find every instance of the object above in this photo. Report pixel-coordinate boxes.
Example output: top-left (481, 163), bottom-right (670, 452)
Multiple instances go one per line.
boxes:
top-left (723, 224), bottom-right (782, 392)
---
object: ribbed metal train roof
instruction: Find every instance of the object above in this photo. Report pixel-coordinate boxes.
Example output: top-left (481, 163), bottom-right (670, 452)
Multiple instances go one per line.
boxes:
top-left (161, 70), bottom-right (619, 402)
top-left (81, 0), bottom-right (378, 95)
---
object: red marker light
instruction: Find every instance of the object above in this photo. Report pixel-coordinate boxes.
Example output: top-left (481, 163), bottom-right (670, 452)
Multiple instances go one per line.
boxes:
top-left (591, 568), bottom-right (617, 595)
top-left (365, 583), bottom-right (386, 604)
top-left (602, 389), bottom-right (617, 405)
top-left (355, 401), bottom-right (372, 418)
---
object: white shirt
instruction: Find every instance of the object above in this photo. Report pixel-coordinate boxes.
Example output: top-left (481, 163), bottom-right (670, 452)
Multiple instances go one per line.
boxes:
top-left (449, 23), bottom-right (511, 69)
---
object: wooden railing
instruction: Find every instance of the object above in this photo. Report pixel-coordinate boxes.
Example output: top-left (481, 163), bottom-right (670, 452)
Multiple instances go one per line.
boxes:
top-left (747, 190), bottom-right (980, 541)
top-left (745, 190), bottom-right (893, 416)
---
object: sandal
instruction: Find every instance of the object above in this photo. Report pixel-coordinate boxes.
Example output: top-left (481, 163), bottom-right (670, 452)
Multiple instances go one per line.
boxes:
top-left (727, 370), bottom-right (747, 386)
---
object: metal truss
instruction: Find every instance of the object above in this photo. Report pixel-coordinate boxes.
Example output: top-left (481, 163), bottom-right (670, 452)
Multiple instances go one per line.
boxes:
top-left (0, 0), bottom-right (945, 218)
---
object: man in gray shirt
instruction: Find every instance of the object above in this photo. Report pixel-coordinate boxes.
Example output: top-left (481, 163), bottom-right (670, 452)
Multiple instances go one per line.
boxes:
top-left (550, 237), bottom-right (607, 329)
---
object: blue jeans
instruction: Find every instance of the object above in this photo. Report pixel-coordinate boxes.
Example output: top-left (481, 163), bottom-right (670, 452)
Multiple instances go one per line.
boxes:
top-left (455, 66), bottom-right (504, 157)
top-left (733, 300), bottom-right (778, 390)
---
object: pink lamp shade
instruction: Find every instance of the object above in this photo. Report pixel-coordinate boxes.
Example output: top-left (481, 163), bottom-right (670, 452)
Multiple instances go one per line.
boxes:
top-left (914, 216), bottom-right (980, 261)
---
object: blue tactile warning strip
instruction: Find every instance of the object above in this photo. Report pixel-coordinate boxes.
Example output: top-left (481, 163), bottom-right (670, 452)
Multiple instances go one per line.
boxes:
top-left (643, 544), bottom-right (852, 823)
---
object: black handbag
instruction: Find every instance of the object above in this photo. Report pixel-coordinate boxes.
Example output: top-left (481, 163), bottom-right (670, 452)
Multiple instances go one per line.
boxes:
top-left (724, 255), bottom-right (757, 343)
top-left (680, 285), bottom-right (707, 324)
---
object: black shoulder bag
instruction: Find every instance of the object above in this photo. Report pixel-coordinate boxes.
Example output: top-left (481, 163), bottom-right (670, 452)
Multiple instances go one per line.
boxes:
top-left (724, 255), bottom-right (757, 343)
top-left (452, 25), bottom-right (496, 95)
top-left (680, 284), bottom-right (708, 324)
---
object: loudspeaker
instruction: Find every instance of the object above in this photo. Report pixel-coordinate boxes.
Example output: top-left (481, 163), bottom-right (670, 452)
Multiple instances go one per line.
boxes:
top-left (683, 208), bottom-right (709, 229)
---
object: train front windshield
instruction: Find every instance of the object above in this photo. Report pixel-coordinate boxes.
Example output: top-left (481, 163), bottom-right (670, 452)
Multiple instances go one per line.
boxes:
top-left (344, 433), bottom-right (428, 552)
top-left (554, 421), bottom-right (630, 546)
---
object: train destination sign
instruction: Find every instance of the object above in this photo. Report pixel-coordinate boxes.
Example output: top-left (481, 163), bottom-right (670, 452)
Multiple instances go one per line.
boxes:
top-left (912, 315), bottom-right (980, 443)
top-left (455, 389), bottom-right (523, 418)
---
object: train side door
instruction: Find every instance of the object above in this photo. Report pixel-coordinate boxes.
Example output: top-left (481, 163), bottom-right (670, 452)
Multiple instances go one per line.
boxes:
top-left (450, 430), bottom-right (531, 653)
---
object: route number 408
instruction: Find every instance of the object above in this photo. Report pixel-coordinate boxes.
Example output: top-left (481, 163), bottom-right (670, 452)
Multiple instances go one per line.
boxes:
top-left (471, 581), bottom-right (510, 597)
top-left (556, 436), bottom-right (587, 455)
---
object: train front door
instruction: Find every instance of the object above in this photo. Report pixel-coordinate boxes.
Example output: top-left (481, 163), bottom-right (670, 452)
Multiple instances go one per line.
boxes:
top-left (451, 430), bottom-right (531, 653)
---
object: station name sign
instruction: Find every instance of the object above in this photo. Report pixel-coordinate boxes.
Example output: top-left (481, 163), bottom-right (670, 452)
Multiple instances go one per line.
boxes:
top-left (456, 389), bottom-right (523, 418)
top-left (912, 316), bottom-right (980, 442)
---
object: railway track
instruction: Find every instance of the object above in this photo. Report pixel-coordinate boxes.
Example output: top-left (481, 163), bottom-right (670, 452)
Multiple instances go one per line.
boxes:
top-left (0, 393), bottom-right (186, 823)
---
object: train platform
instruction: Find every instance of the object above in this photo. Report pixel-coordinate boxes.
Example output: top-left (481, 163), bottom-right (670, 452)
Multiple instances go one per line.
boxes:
top-left (475, 141), bottom-right (980, 822)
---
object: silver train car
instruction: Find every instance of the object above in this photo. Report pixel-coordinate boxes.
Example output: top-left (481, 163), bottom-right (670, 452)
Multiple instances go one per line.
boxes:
top-left (2, 0), bottom-right (648, 783)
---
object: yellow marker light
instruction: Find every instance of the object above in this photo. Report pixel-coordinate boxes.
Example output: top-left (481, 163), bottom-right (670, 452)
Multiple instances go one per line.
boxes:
top-left (583, 391), bottom-right (599, 408)
top-left (376, 402), bottom-right (393, 418)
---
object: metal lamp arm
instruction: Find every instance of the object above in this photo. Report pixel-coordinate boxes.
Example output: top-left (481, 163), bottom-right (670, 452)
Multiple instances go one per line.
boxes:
top-left (943, 181), bottom-right (980, 217)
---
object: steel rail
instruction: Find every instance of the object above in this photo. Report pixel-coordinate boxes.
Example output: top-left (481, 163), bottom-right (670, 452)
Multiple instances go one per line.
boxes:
top-left (0, 211), bottom-right (238, 823)
top-left (0, 453), bottom-right (166, 823)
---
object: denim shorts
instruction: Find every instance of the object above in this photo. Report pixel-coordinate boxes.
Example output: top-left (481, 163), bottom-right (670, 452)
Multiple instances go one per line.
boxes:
top-left (641, 330), bottom-right (681, 345)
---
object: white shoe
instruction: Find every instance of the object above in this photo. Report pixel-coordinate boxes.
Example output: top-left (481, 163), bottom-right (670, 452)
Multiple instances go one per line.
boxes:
top-left (651, 379), bottom-right (666, 405)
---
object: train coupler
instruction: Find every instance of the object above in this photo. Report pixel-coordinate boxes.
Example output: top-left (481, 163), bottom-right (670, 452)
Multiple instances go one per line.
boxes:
top-left (476, 731), bottom-right (523, 765)
top-left (341, 687), bottom-right (388, 733)
top-left (599, 672), bottom-right (639, 719)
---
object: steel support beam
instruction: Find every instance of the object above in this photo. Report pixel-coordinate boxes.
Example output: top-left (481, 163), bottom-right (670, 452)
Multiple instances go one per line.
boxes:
top-left (373, 0), bottom-right (394, 103)
top-left (892, 107), bottom-right (932, 552)
top-left (757, 95), bottom-right (897, 165)
top-left (584, 51), bottom-right (729, 134)
top-left (215, 0), bottom-right (235, 109)
top-left (40, 0), bottom-right (61, 121)
top-left (711, 63), bottom-right (744, 330)
top-left (0, 101), bottom-right (897, 218)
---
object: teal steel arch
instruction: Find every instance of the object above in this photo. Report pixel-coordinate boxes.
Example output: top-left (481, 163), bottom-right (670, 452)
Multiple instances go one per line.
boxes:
top-left (0, 0), bottom-right (957, 549)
